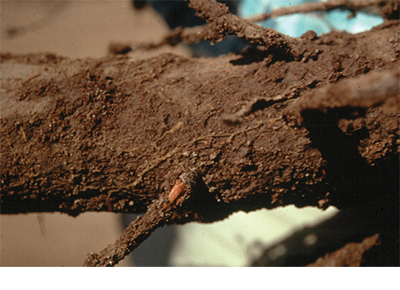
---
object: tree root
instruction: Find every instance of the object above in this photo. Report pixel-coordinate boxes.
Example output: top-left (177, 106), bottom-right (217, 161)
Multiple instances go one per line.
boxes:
top-left (1, 2), bottom-right (398, 267)
top-left (247, 0), bottom-right (399, 23)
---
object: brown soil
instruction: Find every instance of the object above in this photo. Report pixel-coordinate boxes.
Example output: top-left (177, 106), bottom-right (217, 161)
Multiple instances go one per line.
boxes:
top-left (1, 0), bottom-right (399, 266)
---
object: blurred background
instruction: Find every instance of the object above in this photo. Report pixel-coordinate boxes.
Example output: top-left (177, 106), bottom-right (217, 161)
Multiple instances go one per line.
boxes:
top-left (1, 0), bottom-right (383, 267)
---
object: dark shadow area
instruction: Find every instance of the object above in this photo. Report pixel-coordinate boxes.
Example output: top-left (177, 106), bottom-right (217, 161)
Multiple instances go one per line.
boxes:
top-left (251, 108), bottom-right (399, 266)
top-left (300, 108), bottom-right (398, 208)
top-left (229, 45), bottom-right (294, 66)
top-left (251, 203), bottom-right (399, 266)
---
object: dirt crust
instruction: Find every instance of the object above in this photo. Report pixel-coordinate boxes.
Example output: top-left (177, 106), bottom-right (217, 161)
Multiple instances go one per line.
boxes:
top-left (2, 21), bottom-right (398, 215)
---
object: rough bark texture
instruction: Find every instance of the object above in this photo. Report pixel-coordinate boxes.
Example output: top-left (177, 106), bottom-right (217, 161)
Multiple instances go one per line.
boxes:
top-left (1, 0), bottom-right (399, 266)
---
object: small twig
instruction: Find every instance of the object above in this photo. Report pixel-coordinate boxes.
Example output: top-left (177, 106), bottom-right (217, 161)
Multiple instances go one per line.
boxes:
top-left (109, 25), bottom-right (208, 55)
top-left (186, 0), bottom-right (289, 47)
top-left (83, 171), bottom-right (202, 267)
top-left (247, 0), bottom-right (390, 23)
top-left (185, 0), bottom-right (319, 60)
top-left (83, 198), bottom-right (170, 266)
top-left (83, 193), bottom-right (170, 267)
top-left (110, 0), bottom-right (396, 55)
top-left (294, 69), bottom-right (400, 119)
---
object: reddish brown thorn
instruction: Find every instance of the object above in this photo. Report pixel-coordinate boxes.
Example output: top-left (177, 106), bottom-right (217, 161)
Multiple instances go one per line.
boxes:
top-left (168, 178), bottom-right (188, 204)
